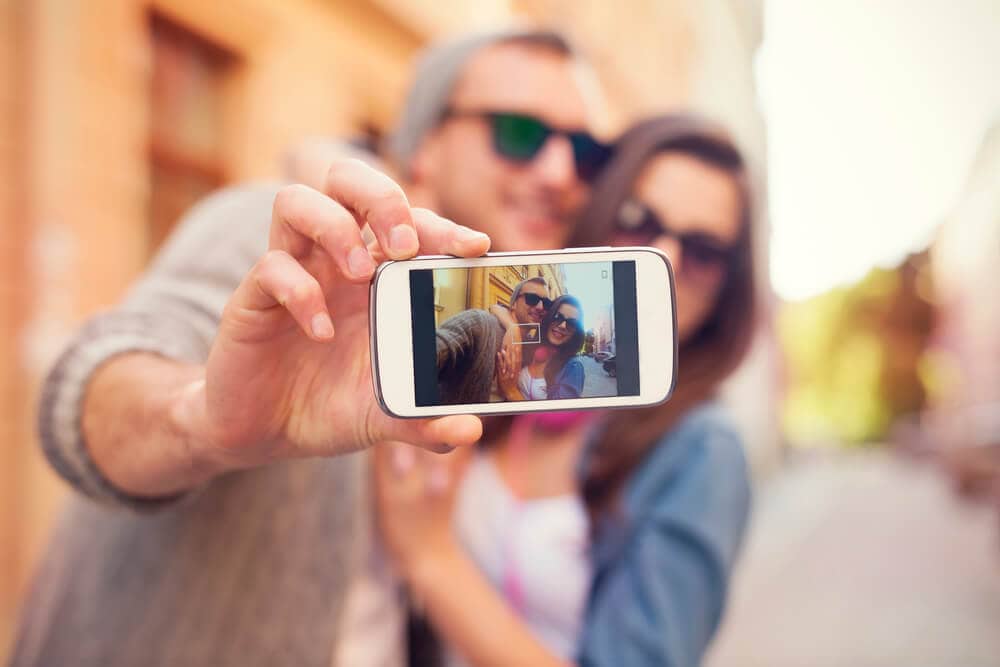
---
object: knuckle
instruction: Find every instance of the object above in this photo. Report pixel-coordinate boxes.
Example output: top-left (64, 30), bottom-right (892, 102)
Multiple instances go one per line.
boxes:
top-left (373, 182), bottom-right (406, 206)
top-left (367, 193), bottom-right (410, 230)
top-left (325, 157), bottom-right (367, 187)
top-left (274, 183), bottom-right (313, 215)
top-left (330, 156), bottom-right (366, 173)
top-left (257, 249), bottom-right (290, 275)
top-left (312, 226), bottom-right (332, 248)
top-left (289, 280), bottom-right (318, 305)
top-left (257, 249), bottom-right (292, 271)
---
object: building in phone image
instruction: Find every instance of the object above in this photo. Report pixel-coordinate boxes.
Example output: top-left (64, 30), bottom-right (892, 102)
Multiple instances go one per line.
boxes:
top-left (433, 264), bottom-right (568, 326)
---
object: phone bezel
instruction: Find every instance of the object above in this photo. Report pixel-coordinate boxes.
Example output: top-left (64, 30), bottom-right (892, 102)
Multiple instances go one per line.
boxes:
top-left (370, 247), bottom-right (677, 418)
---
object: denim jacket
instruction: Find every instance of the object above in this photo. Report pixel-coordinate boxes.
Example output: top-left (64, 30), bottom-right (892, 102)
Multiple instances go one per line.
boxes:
top-left (576, 403), bottom-right (752, 667)
top-left (549, 357), bottom-right (586, 399)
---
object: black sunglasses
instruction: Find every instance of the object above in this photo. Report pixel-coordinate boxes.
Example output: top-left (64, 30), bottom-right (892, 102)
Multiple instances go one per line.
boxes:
top-left (550, 310), bottom-right (581, 332)
top-left (443, 109), bottom-right (613, 182)
top-left (615, 199), bottom-right (737, 271)
top-left (520, 292), bottom-right (553, 310)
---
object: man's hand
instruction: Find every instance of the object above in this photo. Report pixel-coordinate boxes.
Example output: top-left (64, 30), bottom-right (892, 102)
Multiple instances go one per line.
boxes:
top-left (496, 347), bottom-right (524, 401)
top-left (180, 159), bottom-right (491, 474)
top-left (491, 304), bottom-right (523, 373)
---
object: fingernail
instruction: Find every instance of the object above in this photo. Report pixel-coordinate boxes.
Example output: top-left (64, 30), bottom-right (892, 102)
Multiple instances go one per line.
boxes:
top-left (311, 313), bottom-right (334, 339)
top-left (389, 225), bottom-right (418, 255)
top-left (347, 246), bottom-right (374, 278)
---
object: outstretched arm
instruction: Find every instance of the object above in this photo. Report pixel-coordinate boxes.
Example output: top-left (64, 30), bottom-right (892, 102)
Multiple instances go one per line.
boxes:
top-left (42, 160), bottom-right (491, 507)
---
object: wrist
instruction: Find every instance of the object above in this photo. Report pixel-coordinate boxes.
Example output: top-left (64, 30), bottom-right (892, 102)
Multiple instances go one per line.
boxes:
top-left (404, 538), bottom-right (464, 596)
top-left (168, 374), bottom-right (233, 483)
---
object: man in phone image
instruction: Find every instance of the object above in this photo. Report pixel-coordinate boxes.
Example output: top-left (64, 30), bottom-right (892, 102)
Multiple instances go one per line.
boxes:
top-left (435, 276), bottom-right (551, 404)
top-left (497, 294), bottom-right (587, 400)
top-left (510, 278), bottom-right (551, 325)
top-left (15, 27), bottom-right (609, 667)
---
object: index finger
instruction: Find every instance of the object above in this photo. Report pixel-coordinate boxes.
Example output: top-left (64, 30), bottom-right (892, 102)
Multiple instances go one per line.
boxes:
top-left (324, 158), bottom-right (418, 260)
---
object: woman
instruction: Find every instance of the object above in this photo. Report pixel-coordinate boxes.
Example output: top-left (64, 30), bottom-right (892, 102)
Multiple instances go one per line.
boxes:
top-left (497, 295), bottom-right (586, 401)
top-left (375, 113), bottom-right (758, 667)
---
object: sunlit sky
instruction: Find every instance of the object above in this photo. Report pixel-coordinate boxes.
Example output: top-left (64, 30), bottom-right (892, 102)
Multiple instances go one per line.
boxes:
top-left (758, 0), bottom-right (1000, 301)
top-left (561, 261), bottom-right (614, 329)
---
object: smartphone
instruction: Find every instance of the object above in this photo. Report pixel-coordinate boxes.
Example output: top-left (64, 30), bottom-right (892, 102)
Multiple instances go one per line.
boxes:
top-left (370, 247), bottom-right (676, 418)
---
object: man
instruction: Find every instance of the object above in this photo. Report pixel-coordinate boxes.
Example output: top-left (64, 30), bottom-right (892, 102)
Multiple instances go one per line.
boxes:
top-left (508, 276), bottom-right (551, 326)
top-left (436, 276), bottom-right (551, 404)
top-left (11, 28), bottom-right (604, 667)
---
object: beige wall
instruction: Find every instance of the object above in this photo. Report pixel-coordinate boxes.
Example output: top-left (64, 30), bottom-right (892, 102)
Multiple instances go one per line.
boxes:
top-left (0, 0), bottom-right (31, 652)
top-left (434, 269), bottom-right (469, 326)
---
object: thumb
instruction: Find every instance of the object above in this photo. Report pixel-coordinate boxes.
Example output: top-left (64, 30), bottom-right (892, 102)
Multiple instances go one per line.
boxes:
top-left (378, 414), bottom-right (483, 453)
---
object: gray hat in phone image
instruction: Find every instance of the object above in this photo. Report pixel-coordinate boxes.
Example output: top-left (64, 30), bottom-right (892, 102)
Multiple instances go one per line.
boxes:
top-left (385, 27), bottom-right (577, 175)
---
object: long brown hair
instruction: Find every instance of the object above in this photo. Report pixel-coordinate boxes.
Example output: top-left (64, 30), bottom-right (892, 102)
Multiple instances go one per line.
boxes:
top-left (540, 294), bottom-right (585, 388)
top-left (571, 114), bottom-right (758, 525)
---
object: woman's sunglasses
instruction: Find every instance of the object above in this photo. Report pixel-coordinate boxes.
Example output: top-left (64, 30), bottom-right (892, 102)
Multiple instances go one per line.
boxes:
top-left (550, 311), bottom-right (581, 333)
top-left (615, 199), bottom-right (737, 273)
top-left (443, 109), bottom-right (613, 183)
top-left (520, 292), bottom-right (553, 310)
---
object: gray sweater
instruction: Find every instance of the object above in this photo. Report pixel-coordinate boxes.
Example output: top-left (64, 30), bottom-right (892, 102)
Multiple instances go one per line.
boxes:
top-left (11, 185), bottom-right (364, 667)
top-left (435, 310), bottom-right (506, 405)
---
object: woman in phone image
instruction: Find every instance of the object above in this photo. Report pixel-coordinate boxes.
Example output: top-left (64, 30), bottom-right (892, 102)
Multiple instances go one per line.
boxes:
top-left (497, 295), bottom-right (586, 400)
top-left (377, 113), bottom-right (758, 667)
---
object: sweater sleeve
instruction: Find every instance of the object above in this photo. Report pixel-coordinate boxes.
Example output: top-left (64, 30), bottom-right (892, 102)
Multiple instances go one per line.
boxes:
top-left (37, 184), bottom-right (280, 511)
top-left (435, 310), bottom-right (492, 369)
top-left (577, 411), bottom-right (752, 667)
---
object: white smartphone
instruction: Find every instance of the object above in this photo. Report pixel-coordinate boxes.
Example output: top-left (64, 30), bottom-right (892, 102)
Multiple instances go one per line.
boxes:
top-left (370, 247), bottom-right (677, 418)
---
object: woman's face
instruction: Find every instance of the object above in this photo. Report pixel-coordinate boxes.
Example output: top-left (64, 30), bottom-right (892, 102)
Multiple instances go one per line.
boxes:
top-left (546, 303), bottom-right (580, 347)
top-left (614, 153), bottom-right (743, 342)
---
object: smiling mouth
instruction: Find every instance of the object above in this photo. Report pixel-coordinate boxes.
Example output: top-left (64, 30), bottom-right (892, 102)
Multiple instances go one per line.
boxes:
top-left (506, 199), bottom-right (564, 234)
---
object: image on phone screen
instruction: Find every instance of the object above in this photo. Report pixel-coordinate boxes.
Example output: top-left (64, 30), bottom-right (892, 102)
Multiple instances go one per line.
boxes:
top-left (409, 260), bottom-right (640, 407)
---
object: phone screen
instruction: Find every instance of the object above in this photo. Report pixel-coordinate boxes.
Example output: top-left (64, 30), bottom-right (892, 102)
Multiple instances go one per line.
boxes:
top-left (409, 260), bottom-right (640, 407)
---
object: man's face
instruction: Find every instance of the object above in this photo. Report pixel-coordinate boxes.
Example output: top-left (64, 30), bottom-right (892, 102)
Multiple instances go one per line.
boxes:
top-left (512, 281), bottom-right (549, 324)
top-left (415, 43), bottom-right (595, 252)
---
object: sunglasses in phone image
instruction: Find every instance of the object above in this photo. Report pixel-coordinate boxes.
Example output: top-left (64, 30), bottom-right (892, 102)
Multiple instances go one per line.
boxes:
top-left (519, 292), bottom-right (553, 310)
top-left (550, 310), bottom-right (581, 333)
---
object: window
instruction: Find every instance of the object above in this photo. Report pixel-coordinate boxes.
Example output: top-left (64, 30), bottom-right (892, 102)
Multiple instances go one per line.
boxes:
top-left (147, 14), bottom-right (235, 253)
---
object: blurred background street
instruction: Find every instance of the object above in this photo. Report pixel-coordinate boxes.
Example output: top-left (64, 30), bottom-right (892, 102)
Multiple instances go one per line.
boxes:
top-left (2, 0), bottom-right (998, 664)
top-left (708, 449), bottom-right (1000, 667)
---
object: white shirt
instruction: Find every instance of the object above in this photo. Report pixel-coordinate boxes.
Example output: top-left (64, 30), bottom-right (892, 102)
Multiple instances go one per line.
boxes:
top-left (446, 454), bottom-right (592, 666)
top-left (518, 367), bottom-right (548, 401)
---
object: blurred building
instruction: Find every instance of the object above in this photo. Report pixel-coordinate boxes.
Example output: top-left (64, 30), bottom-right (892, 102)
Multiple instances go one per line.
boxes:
top-left (591, 306), bottom-right (615, 357)
top-left (434, 264), bottom-right (566, 326)
top-left (929, 118), bottom-right (1000, 440)
top-left (1, 0), bottom-right (771, 655)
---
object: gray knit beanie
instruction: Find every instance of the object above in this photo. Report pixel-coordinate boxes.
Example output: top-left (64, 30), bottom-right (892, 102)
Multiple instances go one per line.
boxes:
top-left (385, 27), bottom-right (576, 175)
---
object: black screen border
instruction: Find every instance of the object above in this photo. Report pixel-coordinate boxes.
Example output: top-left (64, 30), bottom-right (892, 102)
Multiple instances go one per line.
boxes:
top-left (611, 260), bottom-right (640, 396)
top-left (410, 269), bottom-right (440, 407)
